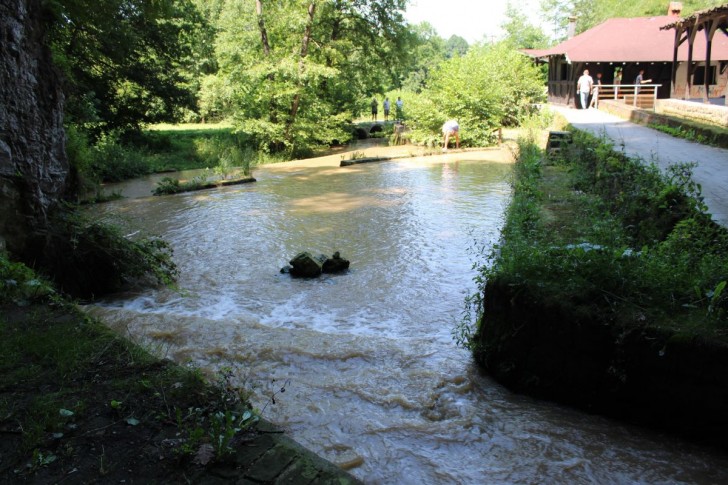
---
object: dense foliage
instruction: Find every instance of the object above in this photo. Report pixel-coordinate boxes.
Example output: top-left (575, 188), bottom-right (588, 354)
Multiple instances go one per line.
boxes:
top-left (192, 0), bottom-right (412, 155)
top-left (38, 0), bottom-right (563, 190)
top-left (46, 0), bottom-right (202, 135)
top-left (460, 127), bottom-right (728, 349)
top-left (39, 213), bottom-right (179, 299)
top-left (403, 42), bottom-right (546, 147)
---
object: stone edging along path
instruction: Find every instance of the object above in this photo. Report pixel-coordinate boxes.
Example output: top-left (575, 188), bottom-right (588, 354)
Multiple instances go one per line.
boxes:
top-left (198, 418), bottom-right (365, 484)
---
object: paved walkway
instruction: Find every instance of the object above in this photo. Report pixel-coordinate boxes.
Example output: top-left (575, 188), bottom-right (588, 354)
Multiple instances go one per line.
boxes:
top-left (551, 105), bottom-right (728, 226)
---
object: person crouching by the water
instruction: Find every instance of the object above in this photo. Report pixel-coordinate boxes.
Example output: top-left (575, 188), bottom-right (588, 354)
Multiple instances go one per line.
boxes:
top-left (442, 119), bottom-right (460, 150)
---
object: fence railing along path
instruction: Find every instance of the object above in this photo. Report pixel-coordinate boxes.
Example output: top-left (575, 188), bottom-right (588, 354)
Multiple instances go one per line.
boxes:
top-left (594, 84), bottom-right (661, 109)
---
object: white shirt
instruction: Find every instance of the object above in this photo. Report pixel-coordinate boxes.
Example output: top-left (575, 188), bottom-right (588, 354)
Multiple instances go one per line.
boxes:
top-left (577, 74), bottom-right (593, 93)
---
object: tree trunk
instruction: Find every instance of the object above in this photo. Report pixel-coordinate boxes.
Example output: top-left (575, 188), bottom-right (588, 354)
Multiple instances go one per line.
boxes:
top-left (0, 0), bottom-right (68, 257)
top-left (255, 0), bottom-right (278, 126)
top-left (255, 0), bottom-right (271, 57)
top-left (286, 2), bottom-right (317, 142)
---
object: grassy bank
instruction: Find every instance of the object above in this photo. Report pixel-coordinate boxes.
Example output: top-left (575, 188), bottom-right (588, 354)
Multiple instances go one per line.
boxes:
top-left (464, 126), bottom-right (728, 444)
top-left (464, 127), bottom-right (728, 349)
top-left (69, 123), bottom-right (268, 200)
top-left (0, 253), bottom-right (255, 480)
top-left (0, 252), bottom-right (360, 483)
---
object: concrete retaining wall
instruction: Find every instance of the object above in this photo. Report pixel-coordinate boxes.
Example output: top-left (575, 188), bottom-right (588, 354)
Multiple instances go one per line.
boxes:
top-left (475, 279), bottom-right (728, 448)
top-left (655, 98), bottom-right (728, 128)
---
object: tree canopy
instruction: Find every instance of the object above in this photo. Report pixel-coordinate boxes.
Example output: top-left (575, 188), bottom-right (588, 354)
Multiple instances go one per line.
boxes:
top-left (39, 0), bottom-right (554, 163)
top-left (502, 2), bottom-right (551, 49)
top-left (46, 0), bottom-right (203, 135)
top-left (541, 0), bottom-right (727, 39)
top-left (203, 0), bottom-right (411, 153)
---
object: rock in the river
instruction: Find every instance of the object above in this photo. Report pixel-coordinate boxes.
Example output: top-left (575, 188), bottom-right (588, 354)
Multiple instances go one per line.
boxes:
top-left (288, 252), bottom-right (323, 278)
top-left (284, 251), bottom-right (350, 277)
top-left (322, 251), bottom-right (350, 273)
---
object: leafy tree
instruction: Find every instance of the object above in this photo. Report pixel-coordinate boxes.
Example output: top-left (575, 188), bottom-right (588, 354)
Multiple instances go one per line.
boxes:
top-left (502, 2), bottom-right (551, 49)
top-left (444, 35), bottom-right (469, 58)
top-left (399, 22), bottom-right (446, 93)
top-left (46, 0), bottom-right (206, 135)
top-left (210, 0), bottom-right (409, 154)
top-left (541, 0), bottom-right (726, 39)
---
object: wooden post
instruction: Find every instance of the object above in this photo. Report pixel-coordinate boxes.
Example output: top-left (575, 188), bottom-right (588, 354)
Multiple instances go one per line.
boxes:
top-left (670, 27), bottom-right (681, 98)
top-left (685, 24), bottom-right (697, 100)
top-left (703, 20), bottom-right (719, 104)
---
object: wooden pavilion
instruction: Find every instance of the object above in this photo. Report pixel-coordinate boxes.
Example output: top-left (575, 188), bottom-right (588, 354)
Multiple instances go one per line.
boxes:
top-left (661, 5), bottom-right (728, 103)
top-left (525, 3), bottom-right (728, 108)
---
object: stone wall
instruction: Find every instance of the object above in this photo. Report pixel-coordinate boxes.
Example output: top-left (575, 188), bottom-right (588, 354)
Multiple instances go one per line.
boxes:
top-left (655, 98), bottom-right (728, 127)
top-left (475, 279), bottom-right (728, 447)
top-left (0, 0), bottom-right (68, 257)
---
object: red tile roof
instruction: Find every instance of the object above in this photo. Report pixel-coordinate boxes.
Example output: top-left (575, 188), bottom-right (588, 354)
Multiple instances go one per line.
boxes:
top-left (525, 15), bottom-right (728, 62)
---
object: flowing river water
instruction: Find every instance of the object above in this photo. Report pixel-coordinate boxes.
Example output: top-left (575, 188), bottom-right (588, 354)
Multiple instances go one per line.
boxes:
top-left (85, 151), bottom-right (728, 484)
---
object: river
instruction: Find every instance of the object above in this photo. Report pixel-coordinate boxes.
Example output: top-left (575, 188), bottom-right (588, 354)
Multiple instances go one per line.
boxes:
top-left (86, 153), bottom-right (728, 484)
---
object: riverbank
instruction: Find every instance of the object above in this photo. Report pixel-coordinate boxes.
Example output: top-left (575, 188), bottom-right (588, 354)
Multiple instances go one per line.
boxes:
top-left (0, 300), bottom-right (362, 483)
top-left (473, 127), bottom-right (728, 448)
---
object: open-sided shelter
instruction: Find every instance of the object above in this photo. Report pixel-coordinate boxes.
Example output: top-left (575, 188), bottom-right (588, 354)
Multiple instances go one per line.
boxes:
top-left (526, 3), bottom-right (728, 107)
top-left (662, 5), bottom-right (728, 103)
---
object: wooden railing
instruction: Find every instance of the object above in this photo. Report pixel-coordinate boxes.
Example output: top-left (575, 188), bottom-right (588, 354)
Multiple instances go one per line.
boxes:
top-left (594, 84), bottom-right (661, 109)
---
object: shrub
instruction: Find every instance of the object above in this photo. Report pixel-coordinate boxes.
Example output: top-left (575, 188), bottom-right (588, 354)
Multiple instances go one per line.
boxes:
top-left (462, 129), bottom-right (728, 349)
top-left (402, 43), bottom-right (546, 148)
top-left (0, 253), bottom-right (55, 305)
top-left (39, 212), bottom-right (179, 299)
top-left (91, 132), bottom-right (150, 182)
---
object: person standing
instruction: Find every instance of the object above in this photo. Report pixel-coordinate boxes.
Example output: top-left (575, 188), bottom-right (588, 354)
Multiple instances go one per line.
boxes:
top-left (383, 97), bottom-right (391, 121)
top-left (442, 119), bottom-right (460, 150)
top-left (589, 72), bottom-right (602, 109)
top-left (634, 69), bottom-right (644, 95)
top-left (634, 69), bottom-right (651, 96)
top-left (395, 96), bottom-right (404, 121)
top-left (577, 69), bottom-right (593, 110)
top-left (371, 97), bottom-right (378, 121)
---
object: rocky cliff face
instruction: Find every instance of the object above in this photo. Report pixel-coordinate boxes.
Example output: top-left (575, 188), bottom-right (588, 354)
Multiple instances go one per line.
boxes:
top-left (0, 0), bottom-right (68, 256)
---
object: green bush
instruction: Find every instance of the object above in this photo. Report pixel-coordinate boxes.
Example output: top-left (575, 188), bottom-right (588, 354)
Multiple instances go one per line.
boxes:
top-left (402, 43), bottom-right (545, 148)
top-left (90, 132), bottom-right (150, 182)
top-left (39, 213), bottom-right (179, 299)
top-left (0, 253), bottom-right (55, 305)
top-left (462, 130), bottom-right (728, 348)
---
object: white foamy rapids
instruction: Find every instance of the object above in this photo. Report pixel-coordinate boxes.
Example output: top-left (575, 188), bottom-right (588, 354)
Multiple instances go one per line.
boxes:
top-left (85, 307), bottom-right (728, 485)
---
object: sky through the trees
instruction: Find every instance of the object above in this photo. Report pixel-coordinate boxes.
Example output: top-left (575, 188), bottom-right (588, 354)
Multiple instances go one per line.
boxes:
top-left (404, 0), bottom-right (544, 43)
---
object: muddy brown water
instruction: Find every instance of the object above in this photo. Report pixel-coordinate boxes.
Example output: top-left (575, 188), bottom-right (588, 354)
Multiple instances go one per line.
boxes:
top-left (86, 147), bottom-right (728, 484)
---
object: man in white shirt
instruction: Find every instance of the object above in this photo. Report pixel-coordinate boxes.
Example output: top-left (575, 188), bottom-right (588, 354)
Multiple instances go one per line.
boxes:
top-left (577, 69), bottom-right (593, 109)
